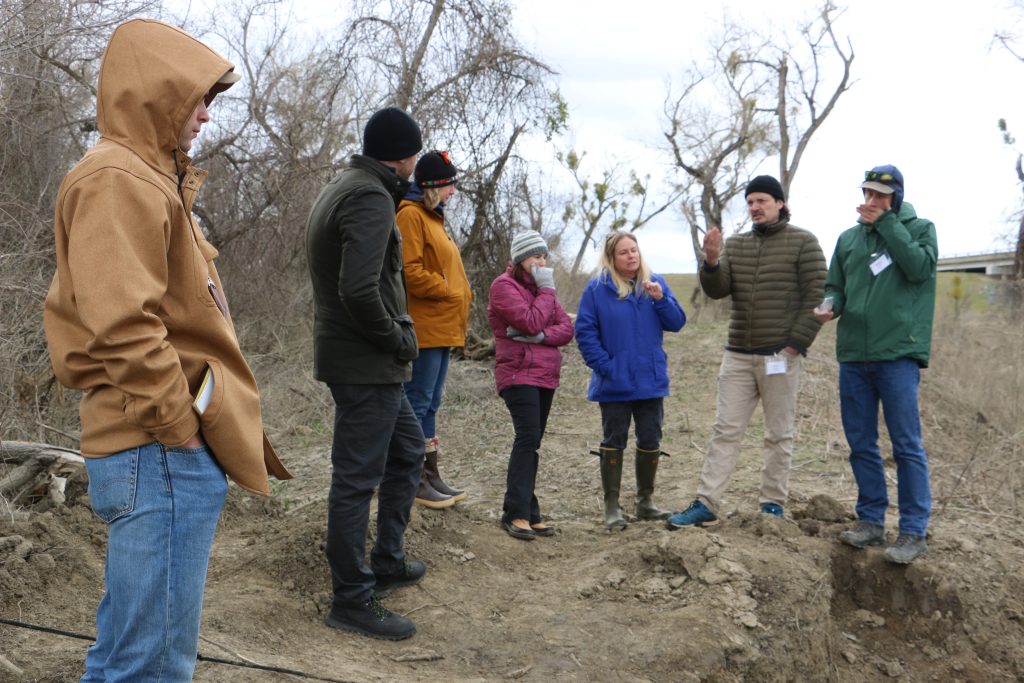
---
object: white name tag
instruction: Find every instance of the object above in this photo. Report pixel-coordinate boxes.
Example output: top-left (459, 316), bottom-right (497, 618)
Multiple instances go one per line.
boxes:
top-left (869, 252), bottom-right (892, 276)
top-left (765, 355), bottom-right (787, 375)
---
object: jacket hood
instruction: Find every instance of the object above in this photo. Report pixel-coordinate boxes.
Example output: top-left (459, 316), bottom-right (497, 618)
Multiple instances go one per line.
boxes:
top-left (896, 201), bottom-right (917, 221)
top-left (97, 19), bottom-right (238, 171)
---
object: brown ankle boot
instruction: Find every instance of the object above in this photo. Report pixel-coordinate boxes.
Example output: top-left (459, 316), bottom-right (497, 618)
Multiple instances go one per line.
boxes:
top-left (424, 437), bottom-right (466, 502)
top-left (414, 462), bottom-right (454, 509)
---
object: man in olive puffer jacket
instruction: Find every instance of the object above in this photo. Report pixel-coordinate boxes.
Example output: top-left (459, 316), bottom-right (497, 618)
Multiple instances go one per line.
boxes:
top-left (668, 175), bottom-right (826, 529)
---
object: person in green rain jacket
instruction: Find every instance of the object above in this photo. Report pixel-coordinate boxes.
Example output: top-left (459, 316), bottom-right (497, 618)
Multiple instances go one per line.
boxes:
top-left (818, 164), bottom-right (937, 565)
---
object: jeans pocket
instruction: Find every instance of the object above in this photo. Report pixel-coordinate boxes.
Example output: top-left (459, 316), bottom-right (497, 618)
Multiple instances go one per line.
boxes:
top-left (85, 447), bottom-right (140, 524)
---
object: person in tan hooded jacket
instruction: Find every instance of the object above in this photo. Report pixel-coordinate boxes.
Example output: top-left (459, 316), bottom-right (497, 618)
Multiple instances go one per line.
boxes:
top-left (43, 18), bottom-right (290, 681)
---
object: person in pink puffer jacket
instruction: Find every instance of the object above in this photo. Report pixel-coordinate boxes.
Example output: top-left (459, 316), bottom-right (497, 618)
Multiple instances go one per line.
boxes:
top-left (487, 232), bottom-right (575, 541)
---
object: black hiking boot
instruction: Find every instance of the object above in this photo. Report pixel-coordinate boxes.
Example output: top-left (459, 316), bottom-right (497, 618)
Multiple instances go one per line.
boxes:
top-left (325, 595), bottom-right (416, 640)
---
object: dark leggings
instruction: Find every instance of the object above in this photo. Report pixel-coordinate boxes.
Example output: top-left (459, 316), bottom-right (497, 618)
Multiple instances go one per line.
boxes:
top-left (500, 384), bottom-right (555, 524)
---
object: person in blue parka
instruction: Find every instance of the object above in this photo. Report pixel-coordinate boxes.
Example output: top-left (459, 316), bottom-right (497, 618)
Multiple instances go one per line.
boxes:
top-left (575, 230), bottom-right (686, 530)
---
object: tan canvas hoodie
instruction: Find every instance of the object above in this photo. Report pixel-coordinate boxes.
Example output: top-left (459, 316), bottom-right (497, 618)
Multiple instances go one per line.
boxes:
top-left (43, 19), bottom-right (290, 495)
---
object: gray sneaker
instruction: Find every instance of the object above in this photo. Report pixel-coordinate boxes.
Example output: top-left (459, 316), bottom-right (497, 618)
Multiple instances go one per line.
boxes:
top-left (884, 534), bottom-right (928, 564)
top-left (839, 522), bottom-right (885, 548)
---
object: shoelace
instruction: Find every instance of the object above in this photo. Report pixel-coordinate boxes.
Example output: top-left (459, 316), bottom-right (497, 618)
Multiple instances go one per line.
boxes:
top-left (891, 535), bottom-right (916, 547)
top-left (367, 596), bottom-right (392, 620)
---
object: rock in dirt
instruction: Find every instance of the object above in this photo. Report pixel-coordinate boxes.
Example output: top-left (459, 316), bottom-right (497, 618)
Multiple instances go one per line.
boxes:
top-left (668, 576), bottom-right (687, 590)
top-left (603, 568), bottom-right (626, 588)
top-left (699, 557), bottom-right (751, 585)
top-left (882, 659), bottom-right (905, 677)
top-left (735, 611), bottom-right (760, 628)
top-left (636, 577), bottom-right (671, 600)
top-left (854, 608), bottom-right (886, 627)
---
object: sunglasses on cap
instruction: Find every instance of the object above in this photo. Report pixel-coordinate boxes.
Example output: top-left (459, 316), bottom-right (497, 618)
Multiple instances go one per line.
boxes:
top-left (864, 171), bottom-right (895, 183)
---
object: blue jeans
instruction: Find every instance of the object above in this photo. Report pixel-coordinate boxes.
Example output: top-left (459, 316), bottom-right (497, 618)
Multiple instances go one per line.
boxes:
top-left (82, 442), bottom-right (227, 683)
top-left (840, 359), bottom-right (931, 536)
top-left (404, 347), bottom-right (450, 439)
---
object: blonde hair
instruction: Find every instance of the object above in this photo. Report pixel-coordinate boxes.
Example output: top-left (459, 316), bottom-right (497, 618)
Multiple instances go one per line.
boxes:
top-left (599, 231), bottom-right (651, 299)
top-left (423, 187), bottom-right (443, 211)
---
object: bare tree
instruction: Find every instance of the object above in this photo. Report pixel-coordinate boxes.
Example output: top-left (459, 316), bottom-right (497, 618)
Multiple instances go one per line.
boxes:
top-left (341, 0), bottom-right (559, 335)
top-left (664, 1), bottom-right (853, 270)
top-left (995, 3), bottom-right (1024, 283)
top-left (555, 149), bottom-right (682, 276)
top-left (0, 0), bottom-right (154, 445)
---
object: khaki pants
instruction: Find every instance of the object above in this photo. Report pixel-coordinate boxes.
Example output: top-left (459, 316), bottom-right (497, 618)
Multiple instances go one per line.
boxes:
top-left (696, 350), bottom-right (802, 514)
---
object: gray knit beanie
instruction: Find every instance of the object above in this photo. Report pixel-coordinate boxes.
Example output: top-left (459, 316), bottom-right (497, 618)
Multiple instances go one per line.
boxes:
top-left (510, 231), bottom-right (548, 264)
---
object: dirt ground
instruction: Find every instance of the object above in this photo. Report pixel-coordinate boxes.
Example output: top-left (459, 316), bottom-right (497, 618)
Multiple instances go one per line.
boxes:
top-left (3, 294), bottom-right (1024, 682)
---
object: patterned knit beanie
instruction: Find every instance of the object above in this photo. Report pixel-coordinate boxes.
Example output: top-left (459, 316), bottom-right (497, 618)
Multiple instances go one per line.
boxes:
top-left (415, 150), bottom-right (458, 188)
top-left (510, 232), bottom-right (548, 264)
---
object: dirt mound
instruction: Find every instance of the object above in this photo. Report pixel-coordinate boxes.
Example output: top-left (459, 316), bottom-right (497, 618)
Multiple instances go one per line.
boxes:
top-left (4, 314), bottom-right (1024, 682)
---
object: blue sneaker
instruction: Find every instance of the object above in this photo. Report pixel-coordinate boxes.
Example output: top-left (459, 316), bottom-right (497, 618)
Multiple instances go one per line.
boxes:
top-left (760, 503), bottom-right (784, 517)
top-left (666, 500), bottom-right (718, 529)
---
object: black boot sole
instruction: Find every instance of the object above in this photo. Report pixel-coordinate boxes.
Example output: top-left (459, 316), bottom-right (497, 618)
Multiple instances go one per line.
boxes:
top-left (324, 613), bottom-right (416, 641)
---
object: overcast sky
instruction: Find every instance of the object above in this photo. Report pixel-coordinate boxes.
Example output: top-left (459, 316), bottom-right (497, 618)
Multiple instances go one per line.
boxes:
top-left (512, 0), bottom-right (1024, 273)
top-left (181, 0), bottom-right (1024, 274)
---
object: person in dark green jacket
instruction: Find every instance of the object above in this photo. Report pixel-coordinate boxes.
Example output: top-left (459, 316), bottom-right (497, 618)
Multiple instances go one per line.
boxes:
top-left (816, 165), bottom-right (936, 565)
top-left (306, 107), bottom-right (425, 640)
top-left (667, 175), bottom-right (827, 529)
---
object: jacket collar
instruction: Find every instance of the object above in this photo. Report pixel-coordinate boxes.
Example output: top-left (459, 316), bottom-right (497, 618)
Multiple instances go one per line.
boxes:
top-left (349, 154), bottom-right (411, 207)
top-left (753, 219), bottom-right (788, 237)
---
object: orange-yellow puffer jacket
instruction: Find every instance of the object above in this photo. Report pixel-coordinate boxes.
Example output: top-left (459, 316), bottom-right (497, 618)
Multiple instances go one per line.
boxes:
top-left (396, 199), bottom-right (472, 348)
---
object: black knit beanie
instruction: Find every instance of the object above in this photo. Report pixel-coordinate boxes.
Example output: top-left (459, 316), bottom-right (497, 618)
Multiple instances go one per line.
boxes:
top-left (415, 150), bottom-right (458, 188)
top-left (362, 107), bottom-right (423, 161)
top-left (744, 175), bottom-right (785, 202)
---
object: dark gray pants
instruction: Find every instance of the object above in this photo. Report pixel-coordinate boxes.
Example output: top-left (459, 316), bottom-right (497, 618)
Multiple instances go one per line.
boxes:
top-left (599, 398), bottom-right (664, 450)
top-left (326, 383), bottom-right (424, 607)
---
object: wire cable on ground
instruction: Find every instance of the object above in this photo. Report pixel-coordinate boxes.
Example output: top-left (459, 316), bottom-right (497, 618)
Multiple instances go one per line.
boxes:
top-left (0, 618), bottom-right (357, 683)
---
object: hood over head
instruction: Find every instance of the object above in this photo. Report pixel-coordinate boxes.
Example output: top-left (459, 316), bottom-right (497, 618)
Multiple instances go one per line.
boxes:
top-left (97, 18), bottom-right (239, 169)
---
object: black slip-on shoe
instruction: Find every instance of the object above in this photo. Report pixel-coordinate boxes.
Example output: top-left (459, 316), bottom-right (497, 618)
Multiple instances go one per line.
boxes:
top-left (502, 519), bottom-right (536, 541)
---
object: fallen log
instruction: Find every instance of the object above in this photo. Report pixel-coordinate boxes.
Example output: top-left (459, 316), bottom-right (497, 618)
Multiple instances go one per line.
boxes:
top-left (0, 441), bottom-right (85, 504)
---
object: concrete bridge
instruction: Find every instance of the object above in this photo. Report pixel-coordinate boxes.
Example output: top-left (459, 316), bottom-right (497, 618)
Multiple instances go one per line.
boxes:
top-left (936, 249), bottom-right (1017, 276)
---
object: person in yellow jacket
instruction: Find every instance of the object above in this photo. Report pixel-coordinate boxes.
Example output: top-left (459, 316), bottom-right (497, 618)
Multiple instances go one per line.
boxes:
top-left (396, 150), bottom-right (472, 508)
top-left (43, 19), bottom-right (289, 680)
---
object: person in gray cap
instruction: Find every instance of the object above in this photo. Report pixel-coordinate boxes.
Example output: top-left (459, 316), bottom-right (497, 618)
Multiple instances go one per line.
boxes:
top-left (306, 107), bottom-right (426, 640)
top-left (816, 165), bottom-right (937, 565)
top-left (667, 175), bottom-right (826, 529)
top-left (487, 232), bottom-right (575, 540)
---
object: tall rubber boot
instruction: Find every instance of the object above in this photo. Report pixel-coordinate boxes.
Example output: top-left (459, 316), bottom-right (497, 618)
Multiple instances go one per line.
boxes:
top-left (635, 447), bottom-right (670, 520)
top-left (593, 447), bottom-right (627, 530)
top-left (424, 437), bottom-right (466, 502)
